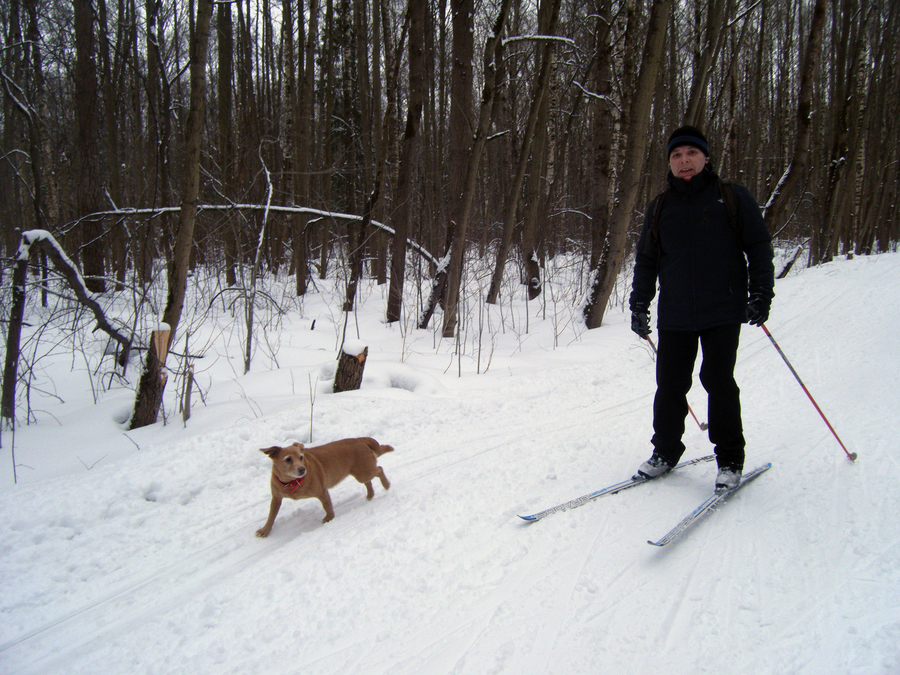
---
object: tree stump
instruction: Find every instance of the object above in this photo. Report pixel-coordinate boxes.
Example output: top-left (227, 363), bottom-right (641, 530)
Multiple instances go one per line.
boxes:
top-left (333, 341), bottom-right (368, 393)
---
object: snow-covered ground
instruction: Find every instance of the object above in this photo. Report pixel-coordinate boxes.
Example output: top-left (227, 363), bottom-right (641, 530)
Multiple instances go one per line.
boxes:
top-left (1, 251), bottom-right (898, 674)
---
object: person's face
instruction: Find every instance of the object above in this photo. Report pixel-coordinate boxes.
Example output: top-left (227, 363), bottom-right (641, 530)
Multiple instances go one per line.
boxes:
top-left (669, 144), bottom-right (708, 180)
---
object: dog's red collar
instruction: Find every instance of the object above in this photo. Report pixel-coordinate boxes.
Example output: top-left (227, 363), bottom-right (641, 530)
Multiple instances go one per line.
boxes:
top-left (274, 473), bottom-right (304, 494)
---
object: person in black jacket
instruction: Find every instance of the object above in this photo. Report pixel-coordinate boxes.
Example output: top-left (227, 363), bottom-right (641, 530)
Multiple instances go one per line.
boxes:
top-left (629, 125), bottom-right (774, 492)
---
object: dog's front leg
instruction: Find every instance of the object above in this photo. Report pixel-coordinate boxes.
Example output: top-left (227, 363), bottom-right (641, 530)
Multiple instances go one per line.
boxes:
top-left (318, 491), bottom-right (335, 523)
top-left (256, 495), bottom-right (283, 537)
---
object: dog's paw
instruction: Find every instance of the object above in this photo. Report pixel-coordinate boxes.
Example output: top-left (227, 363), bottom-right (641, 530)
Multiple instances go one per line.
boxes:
top-left (255, 527), bottom-right (271, 538)
top-left (321, 514), bottom-right (334, 524)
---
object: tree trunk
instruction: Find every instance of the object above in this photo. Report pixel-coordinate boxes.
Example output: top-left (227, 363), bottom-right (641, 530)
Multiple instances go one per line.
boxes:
top-left (97, 0), bottom-right (126, 288)
top-left (317, 0), bottom-right (335, 280)
top-left (424, 0), bottom-right (512, 334)
top-left (857, 22), bottom-right (899, 254)
top-left (683, 0), bottom-right (729, 127)
top-left (370, 0), bottom-right (386, 284)
top-left (484, 0), bottom-right (562, 309)
top-left (74, 0), bottom-right (106, 293)
top-left (130, 0), bottom-right (214, 429)
top-left (822, 0), bottom-right (869, 262)
top-left (419, 0), bottom-right (474, 321)
top-left (142, 0), bottom-right (170, 286)
top-left (346, 0), bottom-right (379, 313)
top-left (333, 345), bottom-right (368, 393)
top-left (386, 0), bottom-right (427, 322)
top-left (1, 0), bottom-right (50, 247)
top-left (294, 0), bottom-right (318, 296)
top-left (762, 0), bottom-right (826, 234)
top-left (582, 0), bottom-right (672, 329)
top-left (219, 1), bottom-right (237, 286)
top-left (1, 257), bottom-right (28, 422)
top-left (589, 0), bottom-right (614, 271)
top-left (519, 0), bottom-right (560, 302)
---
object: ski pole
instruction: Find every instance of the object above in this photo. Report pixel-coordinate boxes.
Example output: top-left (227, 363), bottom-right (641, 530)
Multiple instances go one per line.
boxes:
top-left (645, 336), bottom-right (709, 432)
top-left (761, 323), bottom-right (857, 461)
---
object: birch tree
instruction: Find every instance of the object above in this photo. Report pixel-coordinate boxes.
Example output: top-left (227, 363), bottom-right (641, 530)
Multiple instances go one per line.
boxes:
top-left (582, 0), bottom-right (672, 329)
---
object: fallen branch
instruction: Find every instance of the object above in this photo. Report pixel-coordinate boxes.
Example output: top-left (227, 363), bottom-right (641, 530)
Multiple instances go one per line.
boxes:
top-left (18, 230), bottom-right (132, 365)
top-left (2, 230), bottom-right (132, 421)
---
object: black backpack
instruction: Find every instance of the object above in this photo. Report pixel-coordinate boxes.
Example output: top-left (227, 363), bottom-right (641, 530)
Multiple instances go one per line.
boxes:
top-left (645, 177), bottom-right (740, 253)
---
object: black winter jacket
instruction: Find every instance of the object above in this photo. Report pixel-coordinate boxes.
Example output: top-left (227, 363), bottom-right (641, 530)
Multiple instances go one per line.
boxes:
top-left (630, 165), bottom-right (774, 331)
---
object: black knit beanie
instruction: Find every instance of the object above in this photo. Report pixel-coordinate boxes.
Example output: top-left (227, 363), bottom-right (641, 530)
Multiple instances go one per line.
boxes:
top-left (667, 125), bottom-right (710, 157)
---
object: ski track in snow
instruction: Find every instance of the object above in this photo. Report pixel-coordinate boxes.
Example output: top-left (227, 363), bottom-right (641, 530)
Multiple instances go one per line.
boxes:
top-left (1, 253), bottom-right (899, 674)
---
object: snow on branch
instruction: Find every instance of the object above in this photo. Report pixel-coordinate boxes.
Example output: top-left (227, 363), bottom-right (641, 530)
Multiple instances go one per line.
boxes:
top-left (66, 204), bottom-right (440, 269)
top-left (573, 81), bottom-right (622, 113)
top-left (502, 35), bottom-right (576, 49)
top-left (16, 230), bottom-right (132, 367)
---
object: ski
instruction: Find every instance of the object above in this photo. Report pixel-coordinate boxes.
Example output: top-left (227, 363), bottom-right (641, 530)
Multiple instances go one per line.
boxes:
top-left (518, 455), bottom-right (715, 522)
top-left (647, 462), bottom-right (772, 547)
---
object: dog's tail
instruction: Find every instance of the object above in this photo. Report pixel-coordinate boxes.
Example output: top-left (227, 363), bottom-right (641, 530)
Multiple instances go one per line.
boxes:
top-left (363, 437), bottom-right (394, 457)
top-left (374, 443), bottom-right (394, 457)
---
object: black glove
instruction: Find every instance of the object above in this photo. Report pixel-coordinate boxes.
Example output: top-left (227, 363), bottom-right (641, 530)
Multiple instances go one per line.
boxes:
top-left (631, 303), bottom-right (651, 338)
top-left (746, 294), bottom-right (770, 326)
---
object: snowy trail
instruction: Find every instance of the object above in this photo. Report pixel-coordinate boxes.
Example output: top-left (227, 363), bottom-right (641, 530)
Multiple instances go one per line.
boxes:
top-left (7, 533), bottom-right (295, 674)
top-left (1, 253), bottom-right (899, 674)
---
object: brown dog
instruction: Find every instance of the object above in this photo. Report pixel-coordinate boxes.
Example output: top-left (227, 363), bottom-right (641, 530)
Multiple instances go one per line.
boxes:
top-left (256, 437), bottom-right (393, 537)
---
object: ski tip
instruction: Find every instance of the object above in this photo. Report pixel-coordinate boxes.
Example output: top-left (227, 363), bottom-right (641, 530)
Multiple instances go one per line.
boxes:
top-left (747, 462), bottom-right (773, 474)
top-left (518, 514), bottom-right (538, 522)
top-left (647, 539), bottom-right (665, 547)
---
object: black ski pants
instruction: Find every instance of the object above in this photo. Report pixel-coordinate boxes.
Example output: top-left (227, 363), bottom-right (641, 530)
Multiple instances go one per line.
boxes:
top-left (651, 324), bottom-right (745, 470)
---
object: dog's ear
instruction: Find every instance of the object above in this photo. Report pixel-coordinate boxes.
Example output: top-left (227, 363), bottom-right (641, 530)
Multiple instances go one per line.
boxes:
top-left (291, 442), bottom-right (305, 451)
top-left (260, 446), bottom-right (282, 458)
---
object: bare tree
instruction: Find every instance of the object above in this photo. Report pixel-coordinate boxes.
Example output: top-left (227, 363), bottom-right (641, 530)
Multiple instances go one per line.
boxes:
top-left (3, 0), bottom-right (900, 415)
top-left (582, 0), bottom-right (672, 329)
top-left (386, 0), bottom-right (426, 322)
top-left (294, 0), bottom-right (318, 296)
top-left (484, 1), bottom-right (564, 309)
top-left (819, 0), bottom-right (870, 263)
top-left (219, 0), bottom-right (238, 286)
top-left (683, 0), bottom-right (731, 127)
top-left (518, 0), bottom-right (563, 303)
top-left (0, 0), bottom-right (50, 240)
top-left (130, 0), bottom-right (215, 429)
top-left (418, 0), bottom-right (513, 332)
top-left (762, 0), bottom-right (826, 239)
top-left (588, 0), bottom-right (615, 272)
top-left (74, 0), bottom-right (107, 293)
top-left (140, 0), bottom-right (171, 285)
top-left (347, 0), bottom-right (383, 313)
top-left (417, 0), bottom-right (474, 325)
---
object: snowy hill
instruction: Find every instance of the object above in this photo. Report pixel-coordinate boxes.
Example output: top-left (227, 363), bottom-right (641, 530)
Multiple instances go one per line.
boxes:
top-left (1, 252), bottom-right (898, 674)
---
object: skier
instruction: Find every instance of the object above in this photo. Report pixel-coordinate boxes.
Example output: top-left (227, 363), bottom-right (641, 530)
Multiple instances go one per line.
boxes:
top-left (629, 125), bottom-right (775, 493)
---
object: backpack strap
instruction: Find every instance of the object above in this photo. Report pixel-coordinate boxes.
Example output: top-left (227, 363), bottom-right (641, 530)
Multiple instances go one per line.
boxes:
top-left (717, 177), bottom-right (740, 236)
top-left (645, 188), bottom-right (669, 254)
